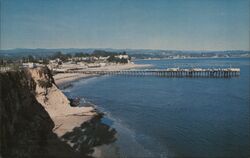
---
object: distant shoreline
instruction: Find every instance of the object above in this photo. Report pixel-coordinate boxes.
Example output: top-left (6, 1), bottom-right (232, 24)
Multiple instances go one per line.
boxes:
top-left (136, 56), bottom-right (250, 61)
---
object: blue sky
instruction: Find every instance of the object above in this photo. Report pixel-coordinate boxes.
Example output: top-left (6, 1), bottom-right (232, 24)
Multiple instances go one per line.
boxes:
top-left (1, 0), bottom-right (249, 50)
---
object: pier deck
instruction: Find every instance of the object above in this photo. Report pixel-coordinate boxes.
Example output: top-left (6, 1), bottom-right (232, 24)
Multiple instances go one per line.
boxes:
top-left (55, 68), bottom-right (240, 78)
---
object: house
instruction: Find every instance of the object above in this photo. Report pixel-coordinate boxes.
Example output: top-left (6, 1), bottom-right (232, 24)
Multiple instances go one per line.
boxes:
top-left (49, 58), bottom-right (61, 64)
top-left (22, 63), bottom-right (37, 68)
top-left (115, 55), bottom-right (129, 59)
top-left (99, 63), bottom-right (106, 67)
top-left (99, 56), bottom-right (109, 60)
top-left (87, 63), bottom-right (101, 68)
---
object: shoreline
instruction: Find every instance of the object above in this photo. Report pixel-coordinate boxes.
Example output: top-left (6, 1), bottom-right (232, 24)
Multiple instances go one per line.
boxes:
top-left (1, 68), bottom-right (114, 157)
top-left (53, 63), bottom-right (152, 88)
top-left (54, 73), bottom-right (101, 89)
top-left (29, 68), bottom-right (99, 140)
top-left (32, 66), bottom-right (118, 157)
top-left (52, 63), bottom-right (151, 157)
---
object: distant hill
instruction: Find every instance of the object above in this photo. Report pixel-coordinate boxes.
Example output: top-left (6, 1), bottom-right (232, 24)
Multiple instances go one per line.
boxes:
top-left (0, 48), bottom-right (249, 59)
top-left (0, 48), bottom-right (92, 59)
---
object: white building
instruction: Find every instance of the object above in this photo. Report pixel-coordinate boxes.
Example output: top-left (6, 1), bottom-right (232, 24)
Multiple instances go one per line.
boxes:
top-left (49, 58), bottom-right (61, 64)
top-left (99, 56), bottom-right (109, 60)
top-left (115, 55), bottom-right (129, 59)
top-left (99, 63), bottom-right (106, 67)
top-left (22, 63), bottom-right (37, 68)
top-left (87, 63), bottom-right (101, 68)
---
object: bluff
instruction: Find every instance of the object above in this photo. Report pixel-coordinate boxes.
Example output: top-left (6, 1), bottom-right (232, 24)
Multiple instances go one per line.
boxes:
top-left (0, 68), bottom-right (116, 158)
top-left (0, 69), bottom-right (83, 158)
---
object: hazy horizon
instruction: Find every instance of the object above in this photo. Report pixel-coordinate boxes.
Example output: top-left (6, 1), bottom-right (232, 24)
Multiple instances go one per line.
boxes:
top-left (1, 0), bottom-right (249, 51)
top-left (1, 47), bottom-right (250, 52)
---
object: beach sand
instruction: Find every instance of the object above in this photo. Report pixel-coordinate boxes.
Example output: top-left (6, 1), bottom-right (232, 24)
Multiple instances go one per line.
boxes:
top-left (53, 73), bottom-right (96, 88)
top-left (51, 63), bottom-right (151, 135)
top-left (53, 63), bottom-right (151, 87)
top-left (28, 63), bottom-right (149, 138)
top-left (28, 63), bottom-right (150, 155)
top-left (29, 68), bottom-right (98, 139)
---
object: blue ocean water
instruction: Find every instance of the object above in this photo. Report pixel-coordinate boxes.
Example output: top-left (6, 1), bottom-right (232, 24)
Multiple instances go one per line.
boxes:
top-left (64, 58), bottom-right (250, 158)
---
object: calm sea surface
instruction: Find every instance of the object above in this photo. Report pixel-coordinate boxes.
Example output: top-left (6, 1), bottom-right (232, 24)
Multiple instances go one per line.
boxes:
top-left (64, 58), bottom-right (250, 158)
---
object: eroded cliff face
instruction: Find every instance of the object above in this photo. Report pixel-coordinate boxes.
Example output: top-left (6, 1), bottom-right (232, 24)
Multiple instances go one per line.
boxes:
top-left (0, 69), bottom-right (84, 158)
top-left (29, 67), bottom-right (97, 138)
top-left (0, 68), bottom-right (117, 158)
top-left (0, 70), bottom-right (54, 157)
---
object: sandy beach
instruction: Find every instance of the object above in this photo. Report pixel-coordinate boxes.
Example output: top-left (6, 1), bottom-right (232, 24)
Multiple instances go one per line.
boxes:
top-left (53, 63), bottom-right (151, 88)
top-left (29, 69), bottom-right (98, 140)
top-left (53, 73), bottom-right (97, 88)
top-left (23, 64), bottom-right (150, 157)
top-left (27, 63), bottom-right (150, 147)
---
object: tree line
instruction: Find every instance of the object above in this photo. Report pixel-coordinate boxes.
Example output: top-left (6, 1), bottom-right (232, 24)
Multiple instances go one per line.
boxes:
top-left (0, 50), bottom-right (131, 65)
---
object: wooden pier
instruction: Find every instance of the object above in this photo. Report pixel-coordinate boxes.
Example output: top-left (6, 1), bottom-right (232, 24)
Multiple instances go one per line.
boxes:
top-left (57, 68), bottom-right (240, 78)
top-left (56, 68), bottom-right (240, 78)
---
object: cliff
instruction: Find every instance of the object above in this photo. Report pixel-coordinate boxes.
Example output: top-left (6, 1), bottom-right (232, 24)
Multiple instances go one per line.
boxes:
top-left (0, 68), bottom-right (116, 158)
top-left (28, 67), bottom-right (97, 137)
top-left (0, 69), bottom-right (86, 157)
top-left (0, 70), bottom-right (55, 157)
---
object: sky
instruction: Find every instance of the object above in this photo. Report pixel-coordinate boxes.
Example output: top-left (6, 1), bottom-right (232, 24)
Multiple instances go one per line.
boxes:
top-left (0, 0), bottom-right (249, 50)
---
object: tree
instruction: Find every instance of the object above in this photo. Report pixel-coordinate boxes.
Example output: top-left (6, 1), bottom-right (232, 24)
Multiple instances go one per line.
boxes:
top-left (65, 53), bottom-right (72, 58)
top-left (27, 55), bottom-right (35, 62)
top-left (120, 58), bottom-right (128, 63)
top-left (0, 59), bottom-right (4, 65)
top-left (51, 52), bottom-right (68, 62)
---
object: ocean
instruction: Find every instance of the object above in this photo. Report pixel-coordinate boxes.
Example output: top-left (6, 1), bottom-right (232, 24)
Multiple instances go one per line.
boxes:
top-left (63, 58), bottom-right (250, 158)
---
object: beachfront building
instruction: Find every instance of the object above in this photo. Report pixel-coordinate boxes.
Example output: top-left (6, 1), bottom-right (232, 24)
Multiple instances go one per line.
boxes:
top-left (87, 63), bottom-right (101, 68)
top-left (22, 62), bottom-right (37, 68)
top-left (115, 54), bottom-right (129, 59)
top-left (99, 63), bottom-right (107, 67)
top-left (49, 58), bottom-right (61, 64)
top-left (98, 56), bottom-right (110, 61)
top-left (59, 62), bottom-right (87, 70)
